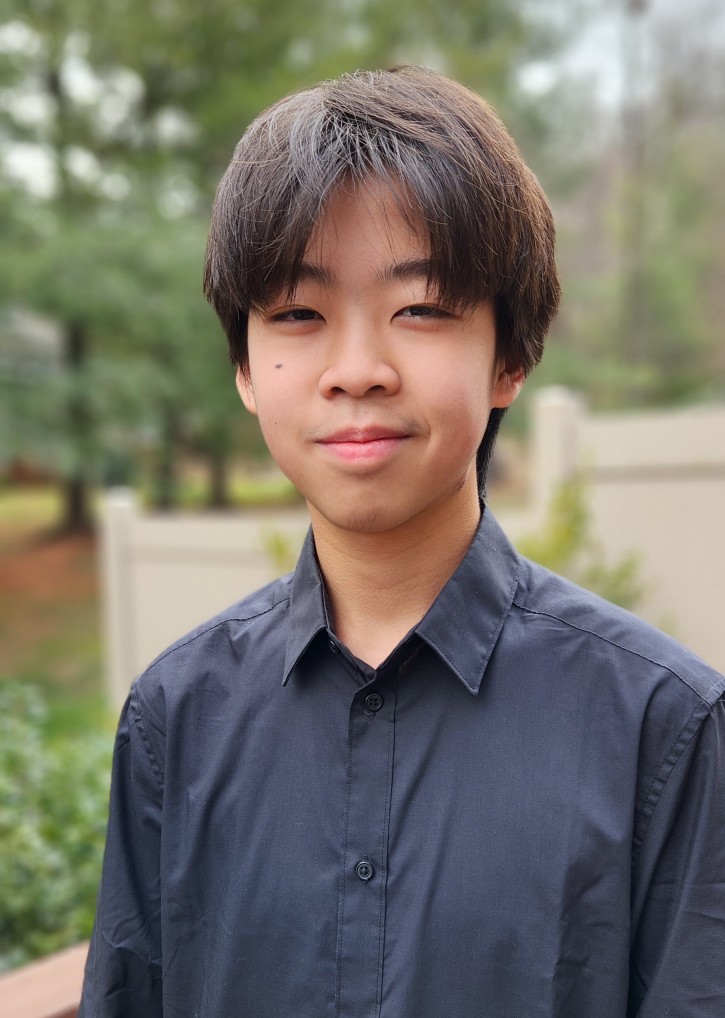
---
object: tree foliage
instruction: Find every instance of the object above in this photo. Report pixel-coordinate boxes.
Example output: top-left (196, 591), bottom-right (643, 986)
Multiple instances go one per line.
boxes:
top-left (529, 0), bottom-right (725, 412)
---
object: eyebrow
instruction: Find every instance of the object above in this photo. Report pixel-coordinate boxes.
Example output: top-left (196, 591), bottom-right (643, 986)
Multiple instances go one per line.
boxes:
top-left (294, 262), bottom-right (336, 288)
top-left (293, 258), bottom-right (433, 291)
top-left (376, 258), bottom-right (434, 287)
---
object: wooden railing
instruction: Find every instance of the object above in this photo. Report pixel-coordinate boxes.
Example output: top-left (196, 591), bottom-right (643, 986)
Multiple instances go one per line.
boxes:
top-left (0, 943), bottom-right (87, 1018)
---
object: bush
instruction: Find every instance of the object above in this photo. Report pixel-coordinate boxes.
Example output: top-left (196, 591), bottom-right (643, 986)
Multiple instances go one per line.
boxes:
top-left (518, 477), bottom-right (644, 611)
top-left (0, 682), bottom-right (113, 972)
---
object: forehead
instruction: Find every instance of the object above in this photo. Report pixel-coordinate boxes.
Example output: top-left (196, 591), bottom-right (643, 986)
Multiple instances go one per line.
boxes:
top-left (276, 184), bottom-right (443, 306)
top-left (303, 177), bottom-right (428, 264)
top-left (245, 169), bottom-right (485, 316)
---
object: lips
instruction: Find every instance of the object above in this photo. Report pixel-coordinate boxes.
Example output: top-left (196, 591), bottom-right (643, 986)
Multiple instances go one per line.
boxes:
top-left (318, 426), bottom-right (409, 444)
top-left (315, 425), bottom-right (411, 465)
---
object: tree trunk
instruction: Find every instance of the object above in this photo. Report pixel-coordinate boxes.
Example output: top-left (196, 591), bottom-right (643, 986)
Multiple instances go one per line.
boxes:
top-left (61, 320), bottom-right (93, 533)
top-left (155, 404), bottom-right (179, 510)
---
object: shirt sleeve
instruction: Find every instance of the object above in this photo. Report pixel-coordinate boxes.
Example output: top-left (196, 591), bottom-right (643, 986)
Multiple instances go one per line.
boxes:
top-left (628, 695), bottom-right (725, 1017)
top-left (78, 691), bottom-right (164, 1018)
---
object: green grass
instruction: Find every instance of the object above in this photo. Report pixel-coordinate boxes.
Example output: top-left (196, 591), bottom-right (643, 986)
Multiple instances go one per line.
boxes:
top-left (0, 487), bottom-right (64, 550)
top-left (0, 485), bottom-right (61, 524)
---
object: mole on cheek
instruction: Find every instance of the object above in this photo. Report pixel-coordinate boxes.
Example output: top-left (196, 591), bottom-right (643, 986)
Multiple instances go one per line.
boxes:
top-left (275, 363), bottom-right (283, 369)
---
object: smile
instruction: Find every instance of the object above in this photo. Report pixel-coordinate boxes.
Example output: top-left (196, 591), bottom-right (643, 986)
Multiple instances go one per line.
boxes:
top-left (316, 427), bottom-right (410, 465)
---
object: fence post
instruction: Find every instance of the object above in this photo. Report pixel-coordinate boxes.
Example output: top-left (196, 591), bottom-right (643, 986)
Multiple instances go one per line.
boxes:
top-left (531, 387), bottom-right (583, 521)
top-left (100, 488), bottom-right (137, 709)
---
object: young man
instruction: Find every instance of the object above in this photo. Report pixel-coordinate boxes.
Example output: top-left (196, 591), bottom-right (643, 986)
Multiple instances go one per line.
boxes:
top-left (80, 67), bottom-right (725, 1017)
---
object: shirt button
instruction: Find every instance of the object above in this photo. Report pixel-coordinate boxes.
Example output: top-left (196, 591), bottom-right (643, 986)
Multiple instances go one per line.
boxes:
top-left (355, 859), bottom-right (374, 882)
top-left (364, 692), bottom-right (384, 712)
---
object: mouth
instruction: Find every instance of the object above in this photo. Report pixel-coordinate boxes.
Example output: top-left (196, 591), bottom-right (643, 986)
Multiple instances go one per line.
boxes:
top-left (316, 426), bottom-right (411, 464)
top-left (320, 426), bottom-right (409, 443)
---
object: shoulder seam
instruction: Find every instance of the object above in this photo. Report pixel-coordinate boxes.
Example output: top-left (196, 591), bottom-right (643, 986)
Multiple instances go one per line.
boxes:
top-left (632, 699), bottom-right (715, 867)
top-left (511, 597), bottom-right (708, 701)
top-left (142, 594), bottom-right (291, 673)
top-left (131, 594), bottom-right (292, 743)
top-left (128, 693), bottom-right (165, 791)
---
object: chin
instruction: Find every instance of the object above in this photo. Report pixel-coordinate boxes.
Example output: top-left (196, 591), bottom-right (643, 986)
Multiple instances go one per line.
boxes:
top-left (307, 495), bottom-right (406, 536)
top-left (340, 507), bottom-right (397, 534)
top-left (331, 506), bottom-right (392, 534)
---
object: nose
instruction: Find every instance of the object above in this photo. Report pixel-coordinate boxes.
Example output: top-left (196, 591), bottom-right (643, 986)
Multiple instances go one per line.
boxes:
top-left (318, 322), bottom-right (401, 399)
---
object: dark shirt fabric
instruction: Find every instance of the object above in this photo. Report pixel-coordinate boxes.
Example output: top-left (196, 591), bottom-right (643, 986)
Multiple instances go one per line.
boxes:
top-left (80, 510), bottom-right (725, 1018)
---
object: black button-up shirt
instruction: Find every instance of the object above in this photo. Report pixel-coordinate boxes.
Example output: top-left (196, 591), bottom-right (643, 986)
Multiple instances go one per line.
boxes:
top-left (80, 511), bottom-right (725, 1017)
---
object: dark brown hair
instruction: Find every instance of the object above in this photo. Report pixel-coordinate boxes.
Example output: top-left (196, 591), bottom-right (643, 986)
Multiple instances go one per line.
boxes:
top-left (204, 65), bottom-right (560, 494)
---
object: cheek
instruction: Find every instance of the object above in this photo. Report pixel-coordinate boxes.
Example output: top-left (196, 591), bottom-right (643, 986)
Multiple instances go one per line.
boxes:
top-left (253, 410), bottom-right (298, 483)
top-left (426, 364), bottom-right (495, 443)
top-left (250, 382), bottom-right (303, 467)
top-left (254, 401), bottom-right (286, 443)
top-left (246, 364), bottom-right (295, 423)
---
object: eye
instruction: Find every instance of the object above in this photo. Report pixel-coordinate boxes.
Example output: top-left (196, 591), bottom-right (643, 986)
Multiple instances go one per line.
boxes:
top-left (397, 304), bottom-right (453, 320)
top-left (271, 307), bottom-right (322, 323)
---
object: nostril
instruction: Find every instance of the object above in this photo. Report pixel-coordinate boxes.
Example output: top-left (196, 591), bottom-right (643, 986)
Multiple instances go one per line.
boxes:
top-left (319, 354), bottom-right (401, 399)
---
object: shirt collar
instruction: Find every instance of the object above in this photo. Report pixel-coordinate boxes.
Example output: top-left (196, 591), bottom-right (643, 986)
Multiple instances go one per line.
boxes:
top-left (414, 510), bottom-right (521, 694)
top-left (282, 529), bottom-right (328, 684)
top-left (283, 509), bottom-right (521, 695)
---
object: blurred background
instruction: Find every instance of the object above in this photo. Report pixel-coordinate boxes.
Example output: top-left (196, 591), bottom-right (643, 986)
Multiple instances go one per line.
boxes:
top-left (1, 0), bottom-right (724, 985)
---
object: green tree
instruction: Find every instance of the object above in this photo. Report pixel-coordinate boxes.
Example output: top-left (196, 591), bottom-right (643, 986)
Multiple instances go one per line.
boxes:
top-left (538, 0), bottom-right (725, 411)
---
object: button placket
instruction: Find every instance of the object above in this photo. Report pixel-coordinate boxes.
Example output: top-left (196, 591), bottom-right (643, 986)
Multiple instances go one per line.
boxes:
top-left (336, 680), bottom-right (396, 1017)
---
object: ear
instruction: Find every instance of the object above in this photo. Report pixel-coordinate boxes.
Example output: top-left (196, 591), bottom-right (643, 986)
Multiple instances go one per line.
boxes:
top-left (235, 365), bottom-right (257, 415)
top-left (491, 364), bottom-right (524, 409)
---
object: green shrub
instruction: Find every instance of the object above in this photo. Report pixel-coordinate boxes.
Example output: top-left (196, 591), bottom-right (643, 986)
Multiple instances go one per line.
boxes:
top-left (260, 525), bottom-right (306, 575)
top-left (0, 682), bottom-right (113, 972)
top-left (517, 477), bottom-right (644, 611)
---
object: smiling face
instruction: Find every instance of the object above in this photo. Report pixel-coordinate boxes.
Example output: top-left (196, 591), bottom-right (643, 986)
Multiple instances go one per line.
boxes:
top-left (238, 180), bottom-right (522, 539)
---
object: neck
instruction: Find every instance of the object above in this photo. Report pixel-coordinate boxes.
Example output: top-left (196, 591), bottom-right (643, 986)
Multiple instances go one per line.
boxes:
top-left (309, 490), bottom-right (481, 668)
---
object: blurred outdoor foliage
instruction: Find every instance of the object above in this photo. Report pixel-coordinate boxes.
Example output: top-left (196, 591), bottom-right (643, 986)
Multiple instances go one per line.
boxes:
top-left (0, 682), bottom-right (112, 971)
top-left (1, 0), bottom-right (723, 530)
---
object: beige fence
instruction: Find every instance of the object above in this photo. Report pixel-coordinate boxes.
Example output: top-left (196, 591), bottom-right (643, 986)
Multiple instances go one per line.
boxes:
top-left (100, 388), bottom-right (725, 705)
top-left (507, 388), bottom-right (725, 673)
top-left (101, 498), bottom-right (308, 707)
